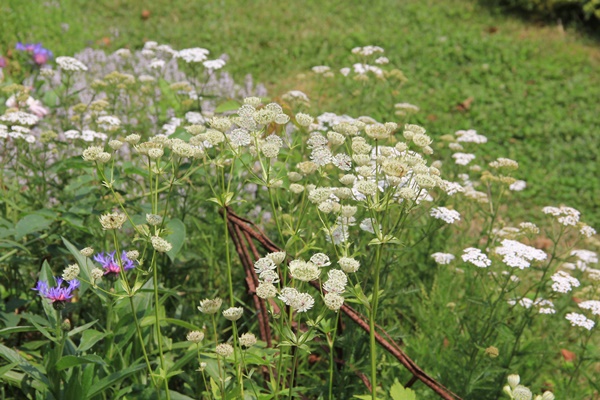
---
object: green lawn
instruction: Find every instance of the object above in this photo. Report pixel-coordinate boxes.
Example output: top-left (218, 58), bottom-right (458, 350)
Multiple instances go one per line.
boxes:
top-left (2, 0), bottom-right (599, 226)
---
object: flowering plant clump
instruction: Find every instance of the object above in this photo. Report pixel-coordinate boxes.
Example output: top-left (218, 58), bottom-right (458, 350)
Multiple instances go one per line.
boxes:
top-left (0, 38), bottom-right (597, 400)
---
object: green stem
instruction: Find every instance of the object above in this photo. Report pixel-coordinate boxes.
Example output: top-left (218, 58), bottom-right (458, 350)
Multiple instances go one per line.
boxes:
top-left (369, 244), bottom-right (384, 399)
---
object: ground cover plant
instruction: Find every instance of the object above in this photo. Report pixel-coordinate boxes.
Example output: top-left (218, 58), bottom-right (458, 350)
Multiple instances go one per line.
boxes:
top-left (0, 1), bottom-right (599, 399)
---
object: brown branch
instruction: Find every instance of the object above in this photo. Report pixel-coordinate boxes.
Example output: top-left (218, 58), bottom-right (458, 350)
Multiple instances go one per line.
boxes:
top-left (224, 207), bottom-right (462, 400)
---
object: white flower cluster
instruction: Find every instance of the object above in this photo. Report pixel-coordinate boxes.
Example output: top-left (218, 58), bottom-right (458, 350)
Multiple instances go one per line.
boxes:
top-left (278, 287), bottom-right (315, 313)
top-left (542, 205), bottom-right (580, 226)
top-left (550, 271), bottom-right (580, 293)
top-left (579, 300), bottom-right (600, 316)
top-left (176, 47), bottom-right (210, 63)
top-left (431, 252), bottom-right (455, 265)
top-left (0, 110), bottom-right (39, 126)
top-left (455, 129), bottom-right (487, 144)
top-left (570, 249), bottom-right (598, 271)
top-left (452, 152), bottom-right (476, 166)
top-left (509, 180), bottom-right (527, 191)
top-left (203, 59), bottom-right (226, 70)
top-left (254, 252), bottom-right (285, 299)
top-left (56, 56), bottom-right (88, 71)
top-left (507, 298), bottom-right (555, 314)
top-left (322, 269), bottom-right (348, 311)
top-left (351, 45), bottom-right (385, 56)
top-left (461, 247), bottom-right (491, 268)
top-left (430, 206), bottom-right (461, 224)
top-left (494, 239), bottom-right (546, 269)
top-left (565, 312), bottom-right (595, 330)
top-left (65, 129), bottom-right (108, 142)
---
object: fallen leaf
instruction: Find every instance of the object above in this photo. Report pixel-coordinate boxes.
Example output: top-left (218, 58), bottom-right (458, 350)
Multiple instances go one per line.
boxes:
top-left (487, 26), bottom-right (499, 34)
top-left (456, 97), bottom-right (474, 112)
top-left (98, 37), bottom-right (111, 47)
top-left (426, 114), bottom-right (438, 121)
top-left (561, 349), bottom-right (576, 362)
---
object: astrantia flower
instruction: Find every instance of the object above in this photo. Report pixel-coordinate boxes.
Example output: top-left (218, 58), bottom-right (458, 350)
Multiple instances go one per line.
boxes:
top-left (239, 332), bottom-right (257, 347)
top-left (99, 212), bottom-right (127, 230)
top-left (187, 330), bottom-right (204, 343)
top-left (198, 298), bottom-right (223, 314)
top-left (289, 260), bottom-right (320, 282)
top-left (462, 247), bottom-right (491, 268)
top-left (33, 278), bottom-right (80, 309)
top-left (431, 252), bottom-right (455, 265)
top-left (215, 343), bottom-right (234, 357)
top-left (565, 312), bottom-right (595, 330)
top-left (495, 239), bottom-right (546, 269)
top-left (290, 292), bottom-right (315, 313)
top-left (309, 253), bottom-right (331, 268)
top-left (323, 269), bottom-right (347, 294)
top-left (93, 251), bottom-right (135, 276)
top-left (222, 307), bottom-right (243, 321)
top-left (430, 207), bottom-right (461, 224)
top-left (324, 292), bottom-right (344, 311)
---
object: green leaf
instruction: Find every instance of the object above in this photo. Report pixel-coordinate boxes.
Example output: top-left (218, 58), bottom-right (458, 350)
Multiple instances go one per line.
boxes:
top-left (55, 355), bottom-right (106, 371)
top-left (389, 379), bottom-right (416, 400)
top-left (215, 99), bottom-right (242, 113)
top-left (62, 237), bottom-right (102, 297)
top-left (67, 319), bottom-right (98, 337)
top-left (163, 318), bottom-right (201, 331)
top-left (15, 214), bottom-right (53, 239)
top-left (165, 218), bottom-right (185, 262)
top-left (87, 363), bottom-right (146, 397)
top-left (77, 329), bottom-right (107, 353)
top-left (0, 326), bottom-right (36, 336)
top-left (0, 344), bottom-right (51, 389)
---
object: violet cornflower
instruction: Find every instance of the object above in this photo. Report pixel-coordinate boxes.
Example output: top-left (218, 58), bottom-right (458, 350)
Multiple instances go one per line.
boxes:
top-left (93, 251), bottom-right (135, 276)
top-left (15, 42), bottom-right (53, 66)
top-left (33, 278), bottom-right (80, 309)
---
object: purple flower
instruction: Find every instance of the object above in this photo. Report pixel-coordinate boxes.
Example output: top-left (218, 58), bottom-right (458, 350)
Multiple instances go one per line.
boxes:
top-left (33, 278), bottom-right (80, 309)
top-left (93, 251), bottom-right (135, 276)
top-left (33, 48), bottom-right (53, 65)
top-left (15, 42), bottom-right (53, 65)
top-left (0, 57), bottom-right (6, 68)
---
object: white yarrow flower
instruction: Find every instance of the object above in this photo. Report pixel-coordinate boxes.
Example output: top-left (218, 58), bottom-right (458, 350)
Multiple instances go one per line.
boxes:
top-left (565, 312), bottom-right (595, 330)
top-left (462, 248), bottom-right (491, 268)
top-left (495, 239), bottom-right (546, 269)
top-left (431, 252), bottom-right (455, 265)
top-left (56, 56), bottom-right (88, 71)
top-left (430, 207), bottom-right (461, 224)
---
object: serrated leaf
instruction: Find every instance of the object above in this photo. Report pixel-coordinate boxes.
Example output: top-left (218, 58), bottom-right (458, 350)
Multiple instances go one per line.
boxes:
top-left (389, 379), bottom-right (416, 400)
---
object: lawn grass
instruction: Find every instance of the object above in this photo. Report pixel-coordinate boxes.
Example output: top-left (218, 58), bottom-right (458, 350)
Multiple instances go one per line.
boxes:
top-left (2, 0), bottom-right (598, 227)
